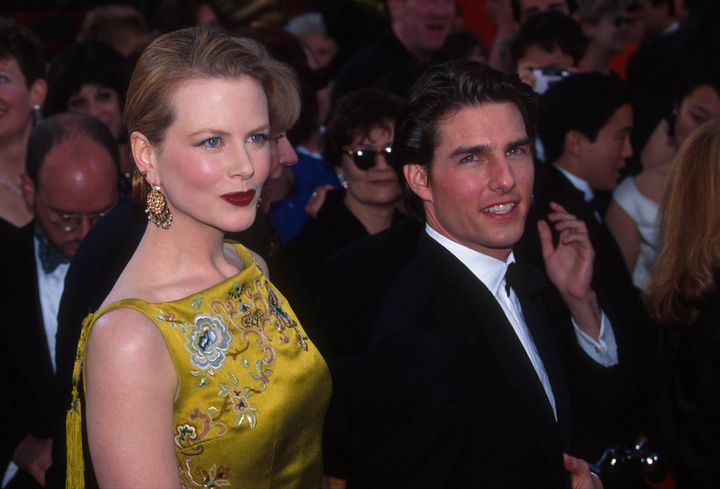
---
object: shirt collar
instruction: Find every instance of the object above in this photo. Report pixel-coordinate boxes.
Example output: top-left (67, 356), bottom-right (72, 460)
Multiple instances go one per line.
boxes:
top-left (425, 224), bottom-right (514, 296)
top-left (554, 165), bottom-right (594, 202)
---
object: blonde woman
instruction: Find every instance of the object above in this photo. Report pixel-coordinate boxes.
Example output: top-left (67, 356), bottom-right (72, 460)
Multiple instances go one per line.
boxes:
top-left (646, 119), bottom-right (720, 489)
top-left (65, 28), bottom-right (330, 488)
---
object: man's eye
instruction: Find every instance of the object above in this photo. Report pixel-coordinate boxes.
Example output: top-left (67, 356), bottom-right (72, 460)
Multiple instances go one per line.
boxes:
top-left (460, 154), bottom-right (477, 164)
top-left (507, 147), bottom-right (527, 157)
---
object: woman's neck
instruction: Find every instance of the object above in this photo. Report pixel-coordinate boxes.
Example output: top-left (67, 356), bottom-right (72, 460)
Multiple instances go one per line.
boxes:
top-left (344, 194), bottom-right (397, 235)
top-left (0, 129), bottom-right (31, 180)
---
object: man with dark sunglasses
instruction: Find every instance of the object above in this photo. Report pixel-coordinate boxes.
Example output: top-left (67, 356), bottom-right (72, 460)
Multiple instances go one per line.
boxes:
top-left (0, 112), bottom-right (119, 489)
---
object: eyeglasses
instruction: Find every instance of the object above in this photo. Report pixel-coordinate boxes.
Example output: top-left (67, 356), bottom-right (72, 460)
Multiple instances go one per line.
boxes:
top-left (344, 146), bottom-right (393, 171)
top-left (39, 194), bottom-right (117, 232)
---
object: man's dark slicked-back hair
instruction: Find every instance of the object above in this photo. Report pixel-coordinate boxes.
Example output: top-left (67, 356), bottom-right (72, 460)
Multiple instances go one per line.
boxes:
top-left (392, 60), bottom-right (537, 219)
top-left (538, 71), bottom-right (628, 164)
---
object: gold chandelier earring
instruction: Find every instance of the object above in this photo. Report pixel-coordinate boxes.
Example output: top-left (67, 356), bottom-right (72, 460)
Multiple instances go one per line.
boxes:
top-left (146, 185), bottom-right (173, 229)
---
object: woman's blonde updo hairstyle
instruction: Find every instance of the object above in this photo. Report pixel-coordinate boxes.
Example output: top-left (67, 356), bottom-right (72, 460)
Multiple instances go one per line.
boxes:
top-left (125, 27), bottom-right (297, 203)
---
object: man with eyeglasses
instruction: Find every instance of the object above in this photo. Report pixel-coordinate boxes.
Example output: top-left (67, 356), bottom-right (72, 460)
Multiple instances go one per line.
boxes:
top-left (0, 112), bottom-right (118, 489)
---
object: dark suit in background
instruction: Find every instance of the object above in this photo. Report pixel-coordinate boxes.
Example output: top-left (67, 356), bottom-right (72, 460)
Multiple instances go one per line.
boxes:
top-left (0, 220), bottom-right (58, 489)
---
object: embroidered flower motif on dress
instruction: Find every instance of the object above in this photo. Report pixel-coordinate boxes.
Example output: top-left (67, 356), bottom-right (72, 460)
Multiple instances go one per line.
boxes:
top-left (229, 282), bottom-right (244, 300)
top-left (185, 314), bottom-right (232, 385)
top-left (181, 460), bottom-right (231, 488)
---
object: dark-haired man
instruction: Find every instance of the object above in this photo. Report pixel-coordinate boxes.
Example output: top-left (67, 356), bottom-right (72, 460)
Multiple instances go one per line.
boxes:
top-left (0, 113), bottom-right (119, 488)
top-left (518, 72), bottom-right (650, 461)
top-left (332, 0), bottom-right (455, 101)
top-left (346, 61), bottom-right (607, 489)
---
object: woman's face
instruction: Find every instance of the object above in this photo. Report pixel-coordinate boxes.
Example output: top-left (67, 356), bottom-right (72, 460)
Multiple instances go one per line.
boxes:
top-left (340, 123), bottom-right (401, 211)
top-left (0, 56), bottom-right (43, 140)
top-left (584, 12), bottom-right (629, 54)
top-left (144, 76), bottom-right (271, 233)
top-left (67, 83), bottom-right (123, 140)
top-left (675, 85), bottom-right (720, 147)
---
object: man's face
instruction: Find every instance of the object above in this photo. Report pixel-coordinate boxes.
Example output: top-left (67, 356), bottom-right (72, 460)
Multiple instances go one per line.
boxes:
top-left (577, 103), bottom-right (633, 191)
top-left (24, 136), bottom-right (119, 259)
top-left (408, 102), bottom-right (534, 261)
top-left (519, 0), bottom-right (569, 24)
top-left (391, 0), bottom-right (455, 58)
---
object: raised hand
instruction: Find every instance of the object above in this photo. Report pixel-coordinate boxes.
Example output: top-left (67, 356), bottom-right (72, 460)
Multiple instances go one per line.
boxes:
top-left (538, 201), bottom-right (601, 339)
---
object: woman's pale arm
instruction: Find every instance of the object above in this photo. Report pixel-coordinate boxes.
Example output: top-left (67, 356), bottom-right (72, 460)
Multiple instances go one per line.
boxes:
top-left (85, 309), bottom-right (180, 488)
top-left (605, 198), bottom-right (641, 275)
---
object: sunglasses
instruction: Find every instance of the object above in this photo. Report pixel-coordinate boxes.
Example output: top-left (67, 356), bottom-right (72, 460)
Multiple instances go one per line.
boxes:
top-left (344, 146), bottom-right (393, 171)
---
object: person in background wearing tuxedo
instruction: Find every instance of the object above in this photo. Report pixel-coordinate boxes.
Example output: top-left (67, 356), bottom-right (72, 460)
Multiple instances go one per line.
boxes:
top-left (0, 112), bottom-right (119, 489)
top-left (518, 72), bottom-right (653, 464)
top-left (347, 60), bottom-right (607, 489)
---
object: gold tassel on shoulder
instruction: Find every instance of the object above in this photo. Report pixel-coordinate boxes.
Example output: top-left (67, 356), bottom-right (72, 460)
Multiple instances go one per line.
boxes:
top-left (65, 315), bottom-right (93, 489)
top-left (66, 389), bottom-right (84, 489)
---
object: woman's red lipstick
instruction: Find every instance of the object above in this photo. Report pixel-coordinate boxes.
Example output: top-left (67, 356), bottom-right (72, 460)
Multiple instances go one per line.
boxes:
top-left (221, 190), bottom-right (256, 207)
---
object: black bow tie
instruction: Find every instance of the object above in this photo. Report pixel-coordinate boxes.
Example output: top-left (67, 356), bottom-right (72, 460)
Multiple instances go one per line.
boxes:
top-left (35, 227), bottom-right (70, 274)
top-left (505, 262), bottom-right (548, 297)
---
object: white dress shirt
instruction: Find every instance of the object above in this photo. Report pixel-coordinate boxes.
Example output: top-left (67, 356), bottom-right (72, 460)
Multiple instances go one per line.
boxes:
top-left (33, 235), bottom-right (69, 373)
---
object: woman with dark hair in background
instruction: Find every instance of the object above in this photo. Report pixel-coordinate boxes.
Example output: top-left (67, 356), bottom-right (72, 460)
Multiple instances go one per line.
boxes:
top-left (270, 87), bottom-right (403, 351)
top-left (0, 17), bottom-right (46, 227)
top-left (646, 119), bottom-right (720, 489)
top-left (606, 46), bottom-right (720, 291)
top-left (45, 41), bottom-right (133, 188)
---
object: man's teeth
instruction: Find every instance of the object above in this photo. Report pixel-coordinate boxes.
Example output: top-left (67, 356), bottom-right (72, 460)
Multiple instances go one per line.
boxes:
top-left (483, 203), bottom-right (515, 214)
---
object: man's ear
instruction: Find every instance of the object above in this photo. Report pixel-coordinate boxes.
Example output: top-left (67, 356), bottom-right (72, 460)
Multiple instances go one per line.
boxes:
top-left (19, 173), bottom-right (35, 210)
top-left (403, 164), bottom-right (432, 202)
top-left (131, 131), bottom-right (159, 186)
top-left (28, 79), bottom-right (47, 109)
top-left (564, 129), bottom-right (586, 159)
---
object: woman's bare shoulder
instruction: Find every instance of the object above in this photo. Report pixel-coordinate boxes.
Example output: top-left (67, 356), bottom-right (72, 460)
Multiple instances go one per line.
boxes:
top-left (87, 307), bottom-right (167, 366)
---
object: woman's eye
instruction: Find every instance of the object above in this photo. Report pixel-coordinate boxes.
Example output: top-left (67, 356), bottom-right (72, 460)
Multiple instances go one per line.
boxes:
top-left (97, 89), bottom-right (114, 101)
top-left (203, 136), bottom-right (221, 148)
top-left (67, 97), bottom-right (88, 110)
top-left (248, 133), bottom-right (269, 145)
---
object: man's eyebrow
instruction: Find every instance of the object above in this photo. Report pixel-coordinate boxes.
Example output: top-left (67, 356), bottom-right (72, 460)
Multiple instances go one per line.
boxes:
top-left (448, 144), bottom-right (491, 159)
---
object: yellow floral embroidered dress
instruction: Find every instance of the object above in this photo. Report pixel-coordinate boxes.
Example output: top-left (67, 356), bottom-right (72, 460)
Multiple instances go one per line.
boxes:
top-left (66, 243), bottom-right (331, 488)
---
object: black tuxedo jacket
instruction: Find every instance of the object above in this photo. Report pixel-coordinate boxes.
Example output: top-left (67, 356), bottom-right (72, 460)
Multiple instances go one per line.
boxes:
top-left (347, 233), bottom-right (575, 489)
top-left (517, 164), bottom-right (653, 460)
top-left (0, 220), bottom-right (55, 483)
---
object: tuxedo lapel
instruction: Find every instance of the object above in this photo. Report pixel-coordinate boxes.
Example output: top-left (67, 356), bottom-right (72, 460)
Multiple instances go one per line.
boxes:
top-left (511, 263), bottom-right (572, 448)
top-left (416, 235), bottom-right (561, 455)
